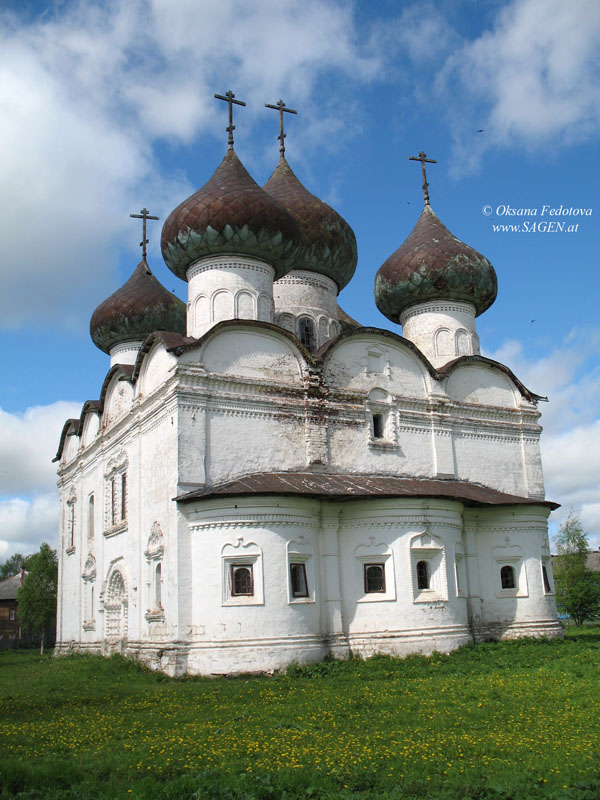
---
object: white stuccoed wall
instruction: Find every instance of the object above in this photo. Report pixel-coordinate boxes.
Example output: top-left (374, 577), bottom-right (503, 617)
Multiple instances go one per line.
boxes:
top-left (186, 255), bottom-right (276, 338)
top-left (109, 340), bottom-right (144, 368)
top-left (273, 270), bottom-right (340, 349)
top-left (400, 300), bottom-right (479, 367)
top-left (55, 322), bottom-right (560, 675)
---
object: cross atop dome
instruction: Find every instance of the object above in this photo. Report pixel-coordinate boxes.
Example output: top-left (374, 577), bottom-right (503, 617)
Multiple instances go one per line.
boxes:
top-left (214, 90), bottom-right (246, 150)
top-left (130, 208), bottom-right (159, 260)
top-left (265, 99), bottom-right (297, 158)
top-left (409, 151), bottom-right (437, 206)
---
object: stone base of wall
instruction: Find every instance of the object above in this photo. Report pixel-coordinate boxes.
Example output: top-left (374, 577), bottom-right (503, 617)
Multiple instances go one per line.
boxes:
top-left (471, 618), bottom-right (564, 643)
top-left (54, 616), bottom-right (563, 676)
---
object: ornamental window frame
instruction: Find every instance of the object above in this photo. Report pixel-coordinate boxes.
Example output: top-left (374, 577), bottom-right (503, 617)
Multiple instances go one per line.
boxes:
top-left (366, 388), bottom-right (398, 450)
top-left (287, 537), bottom-right (315, 604)
top-left (144, 522), bottom-right (165, 622)
top-left (409, 529), bottom-right (448, 603)
top-left (82, 554), bottom-right (97, 631)
top-left (104, 451), bottom-right (128, 536)
top-left (493, 544), bottom-right (528, 598)
top-left (65, 487), bottom-right (77, 554)
top-left (221, 538), bottom-right (264, 606)
top-left (454, 541), bottom-right (467, 598)
top-left (355, 538), bottom-right (396, 603)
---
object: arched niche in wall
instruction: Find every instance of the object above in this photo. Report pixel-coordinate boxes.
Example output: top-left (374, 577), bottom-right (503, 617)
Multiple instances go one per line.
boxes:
top-left (409, 528), bottom-right (448, 602)
top-left (435, 328), bottom-right (454, 359)
top-left (102, 561), bottom-right (129, 643)
top-left (235, 290), bottom-right (254, 320)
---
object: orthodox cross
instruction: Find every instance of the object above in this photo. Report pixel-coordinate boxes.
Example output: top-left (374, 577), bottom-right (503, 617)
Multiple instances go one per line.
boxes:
top-left (409, 151), bottom-right (437, 206)
top-left (130, 208), bottom-right (159, 260)
top-left (265, 99), bottom-right (297, 158)
top-left (214, 90), bottom-right (246, 149)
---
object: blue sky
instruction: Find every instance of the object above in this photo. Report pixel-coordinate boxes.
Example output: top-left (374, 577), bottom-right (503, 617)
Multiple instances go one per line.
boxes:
top-left (1, 0), bottom-right (599, 558)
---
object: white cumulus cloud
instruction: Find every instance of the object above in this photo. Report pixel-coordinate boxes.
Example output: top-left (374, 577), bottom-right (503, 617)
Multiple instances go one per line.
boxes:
top-left (437, 0), bottom-right (600, 169)
top-left (0, 402), bottom-right (83, 496)
top-left (0, 0), bottom-right (381, 331)
top-left (0, 400), bottom-right (83, 561)
top-left (0, 494), bottom-right (59, 561)
top-left (486, 329), bottom-right (600, 549)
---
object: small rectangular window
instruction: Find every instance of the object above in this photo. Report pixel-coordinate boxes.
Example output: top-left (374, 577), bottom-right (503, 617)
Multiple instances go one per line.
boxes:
top-left (364, 563), bottom-right (385, 593)
top-left (542, 564), bottom-right (551, 593)
top-left (500, 565), bottom-right (516, 589)
top-left (372, 413), bottom-right (384, 439)
top-left (231, 564), bottom-right (254, 596)
top-left (9, 609), bottom-right (16, 621)
top-left (416, 560), bottom-right (430, 590)
top-left (290, 563), bottom-right (308, 598)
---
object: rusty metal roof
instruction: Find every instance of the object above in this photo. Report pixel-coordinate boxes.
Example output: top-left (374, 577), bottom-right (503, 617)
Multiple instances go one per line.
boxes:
top-left (374, 205), bottom-right (497, 322)
top-left (263, 157), bottom-right (357, 290)
top-left (176, 471), bottom-right (558, 509)
top-left (161, 149), bottom-right (304, 281)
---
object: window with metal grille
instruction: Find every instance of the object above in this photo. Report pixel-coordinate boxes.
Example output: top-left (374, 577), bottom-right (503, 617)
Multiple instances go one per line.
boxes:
top-left (231, 565), bottom-right (253, 596)
top-left (500, 565), bottom-right (515, 589)
top-left (416, 560), bottom-right (430, 590)
top-left (290, 563), bottom-right (308, 597)
top-left (298, 317), bottom-right (315, 351)
top-left (364, 563), bottom-right (385, 593)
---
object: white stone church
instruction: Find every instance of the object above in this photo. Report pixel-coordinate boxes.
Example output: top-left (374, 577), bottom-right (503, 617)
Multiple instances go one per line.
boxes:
top-left (55, 104), bottom-right (561, 675)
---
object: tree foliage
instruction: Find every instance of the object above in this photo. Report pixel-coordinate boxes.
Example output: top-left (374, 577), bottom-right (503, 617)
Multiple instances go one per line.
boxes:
top-left (0, 552), bottom-right (35, 580)
top-left (17, 543), bottom-right (58, 653)
top-left (553, 512), bottom-right (600, 626)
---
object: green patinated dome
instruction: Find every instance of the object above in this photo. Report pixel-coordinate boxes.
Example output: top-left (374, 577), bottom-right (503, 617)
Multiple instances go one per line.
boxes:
top-left (90, 259), bottom-right (186, 354)
top-left (263, 158), bottom-right (357, 291)
top-left (161, 149), bottom-right (304, 281)
top-left (374, 205), bottom-right (497, 322)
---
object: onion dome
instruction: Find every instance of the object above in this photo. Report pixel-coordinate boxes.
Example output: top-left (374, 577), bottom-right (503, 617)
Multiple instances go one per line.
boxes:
top-left (374, 205), bottom-right (497, 322)
top-left (161, 149), bottom-right (304, 281)
top-left (90, 259), bottom-right (186, 353)
top-left (263, 158), bottom-right (357, 291)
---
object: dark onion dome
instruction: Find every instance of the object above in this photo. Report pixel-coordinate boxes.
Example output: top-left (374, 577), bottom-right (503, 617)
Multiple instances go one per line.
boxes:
top-left (161, 149), bottom-right (304, 281)
top-left (263, 158), bottom-right (357, 291)
top-left (90, 259), bottom-right (186, 353)
top-left (374, 205), bottom-right (497, 322)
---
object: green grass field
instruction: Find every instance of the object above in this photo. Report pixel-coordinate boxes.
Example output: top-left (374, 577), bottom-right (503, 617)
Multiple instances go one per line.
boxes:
top-left (1, 630), bottom-right (599, 799)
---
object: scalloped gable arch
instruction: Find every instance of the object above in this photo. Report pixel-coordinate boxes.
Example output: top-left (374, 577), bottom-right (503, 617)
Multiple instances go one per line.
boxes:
top-left (188, 325), bottom-right (308, 382)
top-left (446, 363), bottom-right (520, 408)
top-left (137, 339), bottom-right (179, 398)
top-left (321, 331), bottom-right (432, 397)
